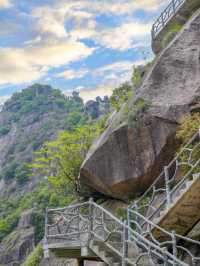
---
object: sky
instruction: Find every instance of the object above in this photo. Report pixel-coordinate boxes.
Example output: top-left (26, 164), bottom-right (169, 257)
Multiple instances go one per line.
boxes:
top-left (0, 0), bottom-right (170, 103)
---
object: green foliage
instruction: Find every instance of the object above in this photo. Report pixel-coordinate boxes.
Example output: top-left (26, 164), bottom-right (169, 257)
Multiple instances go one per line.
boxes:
top-left (131, 62), bottom-right (153, 89)
top-left (0, 85), bottom-right (93, 183)
top-left (22, 244), bottom-right (43, 266)
top-left (31, 211), bottom-right (44, 244)
top-left (65, 111), bottom-right (88, 130)
top-left (116, 207), bottom-right (127, 221)
top-left (30, 124), bottom-right (101, 195)
top-left (0, 179), bottom-right (74, 242)
top-left (1, 161), bottom-right (19, 181)
top-left (0, 161), bottom-right (30, 184)
top-left (0, 84), bottom-right (109, 243)
top-left (0, 210), bottom-right (20, 241)
top-left (162, 22), bottom-right (183, 49)
top-left (110, 82), bottom-right (133, 111)
top-left (128, 99), bottom-right (151, 128)
top-left (176, 113), bottom-right (200, 143)
top-left (176, 113), bottom-right (200, 175)
top-left (15, 164), bottom-right (30, 184)
top-left (132, 67), bottom-right (144, 88)
top-left (0, 126), bottom-right (10, 136)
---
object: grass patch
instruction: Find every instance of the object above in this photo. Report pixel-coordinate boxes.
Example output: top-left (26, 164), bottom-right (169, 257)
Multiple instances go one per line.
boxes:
top-left (162, 22), bottom-right (183, 49)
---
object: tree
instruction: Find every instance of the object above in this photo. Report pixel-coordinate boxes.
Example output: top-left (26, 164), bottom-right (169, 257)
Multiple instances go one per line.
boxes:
top-left (30, 124), bottom-right (102, 196)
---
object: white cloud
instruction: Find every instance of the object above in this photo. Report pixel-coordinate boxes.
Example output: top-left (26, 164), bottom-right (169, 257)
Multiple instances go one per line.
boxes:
top-left (0, 0), bottom-right (165, 88)
top-left (64, 57), bottom-right (152, 102)
top-left (32, 6), bottom-right (68, 38)
top-left (57, 0), bottom-right (168, 16)
top-left (95, 61), bottom-right (133, 76)
top-left (31, 1), bottom-right (159, 51)
top-left (0, 0), bottom-right (12, 8)
top-left (95, 21), bottom-right (152, 51)
top-left (32, 4), bottom-right (96, 40)
top-left (93, 60), bottom-right (134, 86)
top-left (57, 69), bottom-right (89, 80)
top-left (78, 85), bottom-right (114, 102)
top-left (0, 48), bottom-right (46, 85)
top-left (0, 41), bottom-right (95, 85)
top-left (0, 95), bottom-right (10, 106)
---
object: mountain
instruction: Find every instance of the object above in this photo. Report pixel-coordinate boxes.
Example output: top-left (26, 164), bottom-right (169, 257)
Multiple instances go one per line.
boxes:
top-left (0, 84), bottom-right (110, 265)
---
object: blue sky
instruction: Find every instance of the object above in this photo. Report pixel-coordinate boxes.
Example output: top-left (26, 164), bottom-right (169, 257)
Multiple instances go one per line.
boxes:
top-left (0, 0), bottom-right (170, 102)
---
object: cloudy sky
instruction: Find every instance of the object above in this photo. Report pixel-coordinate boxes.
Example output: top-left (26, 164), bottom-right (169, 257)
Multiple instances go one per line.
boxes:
top-left (0, 0), bottom-right (170, 103)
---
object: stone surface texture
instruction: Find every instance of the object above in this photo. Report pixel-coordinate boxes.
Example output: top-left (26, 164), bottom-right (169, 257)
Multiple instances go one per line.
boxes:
top-left (79, 9), bottom-right (200, 199)
top-left (0, 210), bottom-right (35, 266)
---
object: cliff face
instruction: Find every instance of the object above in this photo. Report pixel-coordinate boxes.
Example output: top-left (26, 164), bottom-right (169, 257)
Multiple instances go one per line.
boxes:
top-left (79, 8), bottom-right (200, 200)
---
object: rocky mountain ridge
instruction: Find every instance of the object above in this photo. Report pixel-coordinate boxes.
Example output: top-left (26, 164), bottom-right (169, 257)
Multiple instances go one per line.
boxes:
top-left (0, 84), bottom-right (110, 266)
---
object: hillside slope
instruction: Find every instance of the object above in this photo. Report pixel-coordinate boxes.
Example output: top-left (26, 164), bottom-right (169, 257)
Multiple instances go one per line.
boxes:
top-left (0, 84), bottom-right (110, 266)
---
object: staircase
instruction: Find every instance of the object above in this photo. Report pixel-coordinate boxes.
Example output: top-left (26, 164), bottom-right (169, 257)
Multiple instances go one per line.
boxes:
top-left (44, 128), bottom-right (200, 266)
top-left (44, 199), bottom-right (190, 266)
top-left (128, 129), bottom-right (200, 265)
top-left (129, 129), bottom-right (200, 235)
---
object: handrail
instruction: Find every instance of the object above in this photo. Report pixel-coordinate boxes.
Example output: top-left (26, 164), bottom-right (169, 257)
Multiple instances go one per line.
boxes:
top-left (44, 128), bottom-right (200, 265)
top-left (130, 129), bottom-right (199, 209)
top-left (45, 200), bottom-right (191, 265)
top-left (152, 0), bottom-right (185, 39)
top-left (129, 128), bottom-right (200, 223)
top-left (128, 208), bottom-right (200, 265)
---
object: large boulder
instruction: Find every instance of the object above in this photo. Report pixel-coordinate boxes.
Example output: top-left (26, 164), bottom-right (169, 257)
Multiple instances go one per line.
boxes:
top-left (79, 9), bottom-right (200, 199)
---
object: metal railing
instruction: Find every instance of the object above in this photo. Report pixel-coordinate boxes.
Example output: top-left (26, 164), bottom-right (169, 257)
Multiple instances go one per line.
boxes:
top-left (129, 128), bottom-right (200, 224)
top-left (152, 0), bottom-right (185, 39)
top-left (45, 199), bottom-right (191, 265)
top-left (127, 208), bottom-right (200, 266)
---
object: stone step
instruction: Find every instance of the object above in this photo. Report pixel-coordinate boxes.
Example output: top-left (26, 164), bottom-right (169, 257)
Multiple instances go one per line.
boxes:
top-left (91, 244), bottom-right (116, 265)
top-left (152, 174), bottom-right (200, 241)
top-left (153, 178), bottom-right (197, 225)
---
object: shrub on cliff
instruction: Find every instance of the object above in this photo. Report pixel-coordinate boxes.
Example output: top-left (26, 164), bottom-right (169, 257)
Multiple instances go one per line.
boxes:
top-left (176, 113), bottom-right (200, 143)
top-left (22, 244), bottom-right (43, 266)
top-left (110, 82), bottom-right (133, 111)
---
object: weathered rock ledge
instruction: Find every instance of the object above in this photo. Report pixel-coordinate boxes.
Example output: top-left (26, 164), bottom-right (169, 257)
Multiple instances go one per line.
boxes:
top-left (79, 8), bottom-right (200, 200)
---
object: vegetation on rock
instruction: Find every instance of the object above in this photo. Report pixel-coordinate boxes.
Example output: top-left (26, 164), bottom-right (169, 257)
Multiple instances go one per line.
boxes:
top-left (110, 82), bottom-right (133, 111)
top-left (30, 123), bottom-right (104, 197)
top-left (162, 22), bottom-right (183, 50)
top-left (0, 84), bottom-right (110, 246)
top-left (22, 244), bottom-right (43, 266)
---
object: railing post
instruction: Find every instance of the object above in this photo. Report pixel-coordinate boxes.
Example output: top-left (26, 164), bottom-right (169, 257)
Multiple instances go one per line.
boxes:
top-left (134, 201), bottom-right (141, 235)
top-left (88, 198), bottom-right (94, 245)
top-left (164, 166), bottom-right (171, 209)
top-left (172, 230), bottom-right (177, 266)
top-left (161, 12), bottom-right (165, 27)
top-left (43, 208), bottom-right (50, 259)
top-left (151, 26), bottom-right (155, 40)
top-left (127, 208), bottom-right (131, 241)
top-left (122, 220), bottom-right (128, 266)
top-left (78, 205), bottom-right (80, 241)
top-left (192, 258), bottom-right (197, 266)
top-left (163, 247), bottom-right (168, 266)
top-left (102, 211), bottom-right (106, 241)
top-left (172, 0), bottom-right (176, 13)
